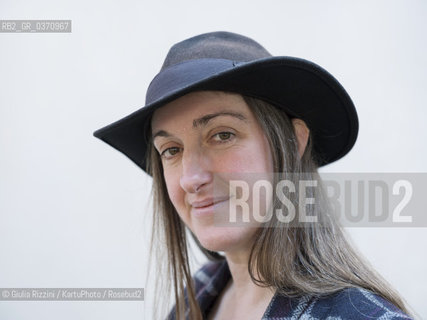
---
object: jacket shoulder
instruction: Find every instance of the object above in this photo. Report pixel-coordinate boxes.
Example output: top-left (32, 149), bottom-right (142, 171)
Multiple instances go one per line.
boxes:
top-left (290, 287), bottom-right (412, 319)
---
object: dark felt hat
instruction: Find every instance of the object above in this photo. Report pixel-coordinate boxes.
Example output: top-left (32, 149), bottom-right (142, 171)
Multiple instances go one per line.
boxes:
top-left (93, 31), bottom-right (358, 172)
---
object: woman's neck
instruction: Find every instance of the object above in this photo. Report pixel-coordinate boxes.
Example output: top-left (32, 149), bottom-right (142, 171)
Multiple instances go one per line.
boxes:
top-left (224, 248), bottom-right (275, 307)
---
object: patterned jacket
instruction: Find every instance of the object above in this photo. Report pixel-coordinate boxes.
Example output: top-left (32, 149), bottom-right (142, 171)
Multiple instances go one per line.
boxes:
top-left (169, 259), bottom-right (412, 319)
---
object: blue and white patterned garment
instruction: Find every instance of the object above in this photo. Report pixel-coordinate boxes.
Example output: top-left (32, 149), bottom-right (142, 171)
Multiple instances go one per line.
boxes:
top-left (169, 259), bottom-right (412, 319)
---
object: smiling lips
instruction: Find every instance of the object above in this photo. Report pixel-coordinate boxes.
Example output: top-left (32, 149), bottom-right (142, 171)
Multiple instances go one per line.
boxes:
top-left (190, 197), bottom-right (229, 216)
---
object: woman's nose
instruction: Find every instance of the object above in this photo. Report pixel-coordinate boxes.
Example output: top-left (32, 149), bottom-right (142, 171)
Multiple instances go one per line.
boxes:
top-left (179, 149), bottom-right (212, 194)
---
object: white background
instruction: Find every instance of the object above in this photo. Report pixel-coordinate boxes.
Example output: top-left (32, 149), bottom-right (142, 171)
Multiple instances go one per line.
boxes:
top-left (0, 0), bottom-right (426, 319)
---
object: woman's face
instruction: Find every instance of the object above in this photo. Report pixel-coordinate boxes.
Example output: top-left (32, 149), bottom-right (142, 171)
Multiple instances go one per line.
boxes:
top-left (151, 91), bottom-right (274, 253)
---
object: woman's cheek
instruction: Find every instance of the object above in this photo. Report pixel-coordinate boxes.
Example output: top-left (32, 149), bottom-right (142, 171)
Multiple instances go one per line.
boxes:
top-left (212, 147), bottom-right (248, 173)
top-left (164, 172), bottom-right (185, 209)
top-left (218, 147), bottom-right (264, 173)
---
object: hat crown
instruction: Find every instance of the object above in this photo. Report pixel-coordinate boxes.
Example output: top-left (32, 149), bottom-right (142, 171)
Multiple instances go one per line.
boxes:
top-left (161, 31), bottom-right (272, 71)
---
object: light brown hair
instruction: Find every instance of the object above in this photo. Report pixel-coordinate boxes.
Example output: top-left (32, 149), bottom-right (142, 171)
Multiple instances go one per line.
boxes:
top-left (146, 92), bottom-right (412, 319)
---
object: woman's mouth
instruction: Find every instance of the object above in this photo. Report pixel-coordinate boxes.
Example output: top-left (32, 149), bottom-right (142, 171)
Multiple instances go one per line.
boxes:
top-left (190, 197), bottom-right (229, 217)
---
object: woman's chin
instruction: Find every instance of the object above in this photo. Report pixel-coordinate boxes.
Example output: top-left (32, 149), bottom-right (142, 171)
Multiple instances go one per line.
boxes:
top-left (198, 237), bottom-right (230, 252)
top-left (193, 225), bottom-right (258, 253)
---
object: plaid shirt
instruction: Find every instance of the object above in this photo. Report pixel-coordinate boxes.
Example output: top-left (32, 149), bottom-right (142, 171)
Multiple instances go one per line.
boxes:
top-left (169, 259), bottom-right (412, 320)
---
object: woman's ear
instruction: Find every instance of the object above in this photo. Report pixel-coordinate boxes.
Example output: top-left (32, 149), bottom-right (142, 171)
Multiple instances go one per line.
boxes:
top-left (291, 118), bottom-right (310, 158)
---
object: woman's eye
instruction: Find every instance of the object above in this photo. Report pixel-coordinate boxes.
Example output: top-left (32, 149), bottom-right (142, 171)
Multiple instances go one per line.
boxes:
top-left (212, 131), bottom-right (235, 143)
top-left (160, 147), bottom-right (181, 159)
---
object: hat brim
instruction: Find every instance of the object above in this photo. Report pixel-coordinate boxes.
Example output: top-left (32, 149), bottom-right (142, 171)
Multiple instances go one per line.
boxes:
top-left (93, 56), bottom-right (358, 172)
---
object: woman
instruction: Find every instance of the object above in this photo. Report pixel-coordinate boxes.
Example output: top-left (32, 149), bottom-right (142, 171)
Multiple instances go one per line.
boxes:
top-left (94, 31), bottom-right (413, 319)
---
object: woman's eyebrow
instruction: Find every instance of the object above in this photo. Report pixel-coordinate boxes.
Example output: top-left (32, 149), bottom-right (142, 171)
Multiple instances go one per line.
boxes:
top-left (192, 111), bottom-right (247, 128)
top-left (152, 111), bottom-right (247, 142)
top-left (152, 130), bottom-right (171, 141)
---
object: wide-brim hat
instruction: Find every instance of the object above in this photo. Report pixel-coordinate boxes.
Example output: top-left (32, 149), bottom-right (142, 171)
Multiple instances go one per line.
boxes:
top-left (93, 31), bottom-right (358, 173)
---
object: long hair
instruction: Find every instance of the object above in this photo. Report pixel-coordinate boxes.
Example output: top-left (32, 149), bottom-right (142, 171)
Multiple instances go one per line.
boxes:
top-left (146, 92), bottom-right (411, 319)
